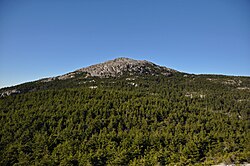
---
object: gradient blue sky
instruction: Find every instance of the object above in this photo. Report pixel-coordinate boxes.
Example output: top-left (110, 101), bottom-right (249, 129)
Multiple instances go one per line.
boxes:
top-left (1, 0), bottom-right (249, 88)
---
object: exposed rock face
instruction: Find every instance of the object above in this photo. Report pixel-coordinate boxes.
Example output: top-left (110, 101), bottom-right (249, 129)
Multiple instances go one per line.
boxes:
top-left (77, 57), bottom-right (176, 77)
top-left (40, 72), bottom-right (76, 82)
top-left (0, 89), bottom-right (20, 97)
top-left (38, 57), bottom-right (176, 83)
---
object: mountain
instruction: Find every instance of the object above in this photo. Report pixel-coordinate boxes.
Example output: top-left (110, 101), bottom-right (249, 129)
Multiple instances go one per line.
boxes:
top-left (0, 58), bottom-right (250, 165)
top-left (1, 57), bottom-right (249, 98)
top-left (0, 57), bottom-right (178, 97)
top-left (41, 57), bottom-right (177, 81)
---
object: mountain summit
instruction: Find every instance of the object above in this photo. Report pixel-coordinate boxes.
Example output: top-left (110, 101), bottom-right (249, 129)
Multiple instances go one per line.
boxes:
top-left (49, 57), bottom-right (177, 81)
top-left (0, 57), bottom-right (178, 96)
top-left (76, 57), bottom-right (176, 78)
top-left (1, 57), bottom-right (179, 96)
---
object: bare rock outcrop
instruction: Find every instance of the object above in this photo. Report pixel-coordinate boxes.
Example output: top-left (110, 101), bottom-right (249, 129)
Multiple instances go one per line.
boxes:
top-left (0, 89), bottom-right (20, 97)
top-left (38, 57), bottom-right (177, 82)
top-left (76, 57), bottom-right (176, 77)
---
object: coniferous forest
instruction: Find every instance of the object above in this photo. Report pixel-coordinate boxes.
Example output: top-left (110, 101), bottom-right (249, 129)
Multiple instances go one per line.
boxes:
top-left (0, 71), bottom-right (250, 165)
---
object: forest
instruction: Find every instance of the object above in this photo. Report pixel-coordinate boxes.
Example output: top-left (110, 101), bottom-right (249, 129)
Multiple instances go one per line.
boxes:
top-left (0, 72), bottom-right (249, 165)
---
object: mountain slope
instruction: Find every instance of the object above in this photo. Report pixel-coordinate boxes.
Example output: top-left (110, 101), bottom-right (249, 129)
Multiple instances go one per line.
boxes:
top-left (0, 57), bottom-right (250, 165)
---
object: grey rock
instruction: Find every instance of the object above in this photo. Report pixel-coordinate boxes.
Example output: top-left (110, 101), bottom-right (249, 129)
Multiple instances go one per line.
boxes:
top-left (38, 57), bottom-right (177, 82)
top-left (76, 57), bottom-right (176, 78)
top-left (0, 89), bottom-right (20, 97)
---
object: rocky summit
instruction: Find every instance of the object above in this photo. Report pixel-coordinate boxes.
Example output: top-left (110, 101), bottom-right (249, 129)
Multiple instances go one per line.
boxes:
top-left (76, 57), bottom-right (176, 77)
top-left (1, 57), bottom-right (178, 96)
top-left (50, 57), bottom-right (177, 81)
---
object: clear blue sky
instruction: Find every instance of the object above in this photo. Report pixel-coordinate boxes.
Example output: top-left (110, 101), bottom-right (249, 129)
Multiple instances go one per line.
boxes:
top-left (1, 0), bottom-right (249, 88)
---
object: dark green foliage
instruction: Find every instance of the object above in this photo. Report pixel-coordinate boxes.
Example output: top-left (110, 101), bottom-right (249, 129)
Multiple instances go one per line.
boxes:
top-left (0, 74), bottom-right (249, 165)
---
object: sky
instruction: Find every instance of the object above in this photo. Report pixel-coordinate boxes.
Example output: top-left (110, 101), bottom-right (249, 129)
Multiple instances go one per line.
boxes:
top-left (0, 0), bottom-right (249, 88)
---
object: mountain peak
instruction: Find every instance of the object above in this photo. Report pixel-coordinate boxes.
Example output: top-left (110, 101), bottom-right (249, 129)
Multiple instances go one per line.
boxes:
top-left (112, 57), bottom-right (147, 63)
top-left (76, 57), bottom-right (175, 77)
